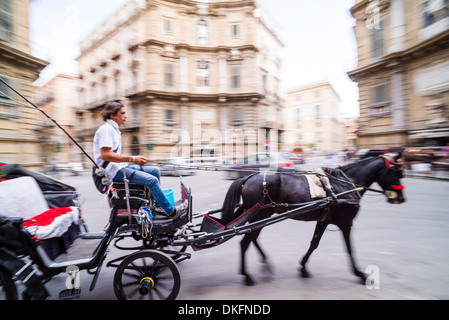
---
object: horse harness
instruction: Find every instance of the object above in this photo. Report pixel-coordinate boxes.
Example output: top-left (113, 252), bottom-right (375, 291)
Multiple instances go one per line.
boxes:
top-left (258, 170), bottom-right (360, 210)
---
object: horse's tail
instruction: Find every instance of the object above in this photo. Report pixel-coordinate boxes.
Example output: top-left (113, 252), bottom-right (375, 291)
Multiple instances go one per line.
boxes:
top-left (221, 177), bottom-right (246, 224)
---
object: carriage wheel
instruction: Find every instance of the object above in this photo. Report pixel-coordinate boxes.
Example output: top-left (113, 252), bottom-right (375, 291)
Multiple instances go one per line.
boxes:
top-left (113, 250), bottom-right (181, 300)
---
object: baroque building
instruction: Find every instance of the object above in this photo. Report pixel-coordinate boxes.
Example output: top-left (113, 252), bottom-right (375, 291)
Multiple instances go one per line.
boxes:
top-left (76, 0), bottom-right (283, 163)
top-left (33, 73), bottom-right (79, 165)
top-left (348, 0), bottom-right (449, 149)
top-left (0, 0), bottom-right (48, 169)
top-left (285, 81), bottom-right (344, 153)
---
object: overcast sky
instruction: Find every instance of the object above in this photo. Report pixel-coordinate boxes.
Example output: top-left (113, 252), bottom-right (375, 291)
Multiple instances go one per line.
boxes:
top-left (29, 0), bottom-right (358, 117)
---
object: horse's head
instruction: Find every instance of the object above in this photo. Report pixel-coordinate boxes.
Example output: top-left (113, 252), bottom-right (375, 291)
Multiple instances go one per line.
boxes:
top-left (377, 153), bottom-right (406, 204)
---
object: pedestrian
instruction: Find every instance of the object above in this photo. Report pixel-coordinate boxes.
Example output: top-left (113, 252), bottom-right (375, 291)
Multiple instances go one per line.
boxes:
top-left (93, 101), bottom-right (188, 219)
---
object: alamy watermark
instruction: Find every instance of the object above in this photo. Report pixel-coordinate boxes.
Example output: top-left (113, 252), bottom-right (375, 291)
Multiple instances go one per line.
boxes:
top-left (167, 123), bottom-right (282, 173)
top-left (365, 265), bottom-right (380, 290)
top-left (65, 265), bottom-right (81, 290)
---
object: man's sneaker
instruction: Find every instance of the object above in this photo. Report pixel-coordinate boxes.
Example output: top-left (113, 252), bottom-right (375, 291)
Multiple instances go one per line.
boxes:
top-left (169, 199), bottom-right (189, 220)
top-left (153, 206), bottom-right (166, 215)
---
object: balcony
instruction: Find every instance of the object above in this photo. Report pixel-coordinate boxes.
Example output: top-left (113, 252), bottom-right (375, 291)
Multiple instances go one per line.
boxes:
top-left (419, 17), bottom-right (449, 42)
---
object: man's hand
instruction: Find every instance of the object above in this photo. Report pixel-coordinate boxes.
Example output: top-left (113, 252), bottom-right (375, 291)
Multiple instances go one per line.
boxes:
top-left (133, 155), bottom-right (148, 165)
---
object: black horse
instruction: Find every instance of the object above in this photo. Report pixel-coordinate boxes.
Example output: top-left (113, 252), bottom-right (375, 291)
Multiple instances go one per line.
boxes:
top-left (221, 155), bottom-right (406, 286)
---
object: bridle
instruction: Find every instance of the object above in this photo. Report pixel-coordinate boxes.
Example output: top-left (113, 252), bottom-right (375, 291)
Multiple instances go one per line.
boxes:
top-left (379, 154), bottom-right (406, 200)
top-left (328, 155), bottom-right (405, 200)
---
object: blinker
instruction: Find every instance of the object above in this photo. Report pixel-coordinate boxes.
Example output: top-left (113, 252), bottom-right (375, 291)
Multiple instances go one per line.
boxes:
top-left (392, 185), bottom-right (405, 190)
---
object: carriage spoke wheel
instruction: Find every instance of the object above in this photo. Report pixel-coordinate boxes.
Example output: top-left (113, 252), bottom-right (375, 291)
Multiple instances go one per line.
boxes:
top-left (113, 250), bottom-right (181, 300)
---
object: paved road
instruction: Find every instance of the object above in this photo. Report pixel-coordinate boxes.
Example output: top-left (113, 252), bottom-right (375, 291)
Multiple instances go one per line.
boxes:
top-left (45, 163), bottom-right (449, 300)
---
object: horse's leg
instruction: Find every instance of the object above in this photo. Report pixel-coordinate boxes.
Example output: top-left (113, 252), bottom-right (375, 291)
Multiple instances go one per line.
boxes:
top-left (340, 223), bottom-right (367, 284)
top-left (299, 222), bottom-right (327, 278)
top-left (252, 233), bottom-right (274, 275)
top-left (240, 232), bottom-right (256, 286)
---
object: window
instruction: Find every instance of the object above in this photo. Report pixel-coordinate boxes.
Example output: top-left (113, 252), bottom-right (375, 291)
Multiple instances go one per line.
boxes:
top-left (0, 76), bottom-right (12, 102)
top-left (295, 105), bottom-right (301, 121)
top-left (131, 68), bottom-right (138, 92)
top-left (0, 75), bottom-right (18, 118)
top-left (164, 108), bottom-right (175, 125)
top-left (131, 103), bottom-right (140, 127)
top-left (114, 72), bottom-right (121, 93)
top-left (262, 73), bottom-right (268, 95)
top-left (370, 83), bottom-right (391, 116)
top-left (371, 19), bottom-right (384, 60)
top-left (230, 107), bottom-right (243, 125)
top-left (164, 63), bottom-right (174, 89)
top-left (422, 0), bottom-right (449, 27)
top-left (230, 65), bottom-right (241, 91)
top-left (164, 19), bottom-right (174, 35)
top-left (196, 59), bottom-right (210, 87)
top-left (315, 103), bottom-right (321, 119)
top-left (0, 0), bottom-right (11, 42)
top-left (231, 23), bottom-right (240, 38)
top-left (372, 83), bottom-right (388, 105)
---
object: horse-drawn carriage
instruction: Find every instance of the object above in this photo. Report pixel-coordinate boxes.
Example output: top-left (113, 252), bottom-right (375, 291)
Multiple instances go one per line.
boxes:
top-left (0, 151), bottom-right (406, 300)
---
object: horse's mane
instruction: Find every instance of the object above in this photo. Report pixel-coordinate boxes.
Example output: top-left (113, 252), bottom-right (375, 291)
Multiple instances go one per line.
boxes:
top-left (336, 156), bottom-right (380, 174)
top-left (321, 157), bottom-right (382, 197)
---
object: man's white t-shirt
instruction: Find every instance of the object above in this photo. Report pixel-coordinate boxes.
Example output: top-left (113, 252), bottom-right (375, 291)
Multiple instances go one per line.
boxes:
top-left (93, 119), bottom-right (128, 178)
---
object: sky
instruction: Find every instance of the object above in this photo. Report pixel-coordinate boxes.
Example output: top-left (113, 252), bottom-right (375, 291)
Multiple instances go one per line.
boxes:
top-left (29, 0), bottom-right (359, 117)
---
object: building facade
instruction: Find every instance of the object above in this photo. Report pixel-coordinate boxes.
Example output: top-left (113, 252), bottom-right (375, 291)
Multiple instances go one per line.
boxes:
top-left (0, 0), bottom-right (48, 169)
top-left (284, 81), bottom-right (344, 153)
top-left (33, 73), bottom-right (79, 165)
top-left (348, 0), bottom-right (449, 149)
top-left (76, 0), bottom-right (283, 164)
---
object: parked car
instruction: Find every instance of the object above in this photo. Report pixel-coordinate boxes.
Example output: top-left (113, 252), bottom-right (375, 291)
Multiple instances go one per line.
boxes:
top-left (224, 152), bottom-right (297, 180)
top-left (159, 157), bottom-right (197, 176)
top-left (68, 162), bottom-right (84, 176)
top-left (285, 152), bottom-right (305, 164)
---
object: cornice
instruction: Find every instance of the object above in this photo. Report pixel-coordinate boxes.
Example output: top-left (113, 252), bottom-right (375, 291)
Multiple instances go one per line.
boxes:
top-left (144, 38), bottom-right (258, 54)
top-left (128, 89), bottom-right (262, 103)
top-left (348, 29), bottom-right (449, 81)
top-left (0, 41), bottom-right (48, 71)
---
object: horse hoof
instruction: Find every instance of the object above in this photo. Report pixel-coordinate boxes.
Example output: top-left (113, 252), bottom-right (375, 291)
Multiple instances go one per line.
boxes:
top-left (359, 273), bottom-right (368, 285)
top-left (244, 276), bottom-right (255, 286)
top-left (299, 267), bottom-right (311, 278)
top-left (261, 263), bottom-right (274, 275)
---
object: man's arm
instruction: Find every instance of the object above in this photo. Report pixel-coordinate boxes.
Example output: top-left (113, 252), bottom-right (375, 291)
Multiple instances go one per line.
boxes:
top-left (100, 147), bottom-right (148, 165)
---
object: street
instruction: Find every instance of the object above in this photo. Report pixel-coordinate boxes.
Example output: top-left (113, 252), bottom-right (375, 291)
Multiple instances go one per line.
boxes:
top-left (43, 161), bottom-right (449, 300)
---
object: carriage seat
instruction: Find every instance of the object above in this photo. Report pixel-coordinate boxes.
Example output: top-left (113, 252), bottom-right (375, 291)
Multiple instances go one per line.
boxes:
top-left (0, 176), bottom-right (80, 241)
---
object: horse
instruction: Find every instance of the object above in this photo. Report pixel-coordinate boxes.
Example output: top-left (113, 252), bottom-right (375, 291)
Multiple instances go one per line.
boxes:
top-left (220, 154), bottom-right (406, 286)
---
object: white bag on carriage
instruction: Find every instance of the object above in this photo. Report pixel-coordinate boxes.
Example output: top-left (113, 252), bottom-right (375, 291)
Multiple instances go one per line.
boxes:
top-left (0, 176), bottom-right (79, 239)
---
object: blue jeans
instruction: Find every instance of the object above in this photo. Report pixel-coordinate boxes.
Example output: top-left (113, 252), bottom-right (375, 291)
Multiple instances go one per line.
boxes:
top-left (113, 165), bottom-right (174, 214)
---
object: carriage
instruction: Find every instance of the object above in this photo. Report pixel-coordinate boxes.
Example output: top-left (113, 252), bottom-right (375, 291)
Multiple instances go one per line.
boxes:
top-left (0, 77), bottom-right (407, 300)
top-left (0, 151), bottom-right (405, 300)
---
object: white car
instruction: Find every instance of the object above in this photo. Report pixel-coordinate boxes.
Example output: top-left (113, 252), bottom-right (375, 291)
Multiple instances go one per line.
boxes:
top-left (68, 162), bottom-right (84, 176)
top-left (159, 158), bottom-right (197, 176)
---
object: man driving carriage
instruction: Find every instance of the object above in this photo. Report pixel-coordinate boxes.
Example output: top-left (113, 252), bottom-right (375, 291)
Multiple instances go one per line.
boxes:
top-left (93, 101), bottom-right (188, 219)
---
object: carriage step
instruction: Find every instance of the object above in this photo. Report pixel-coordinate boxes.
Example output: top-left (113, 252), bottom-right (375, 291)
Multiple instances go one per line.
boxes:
top-left (59, 288), bottom-right (81, 300)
